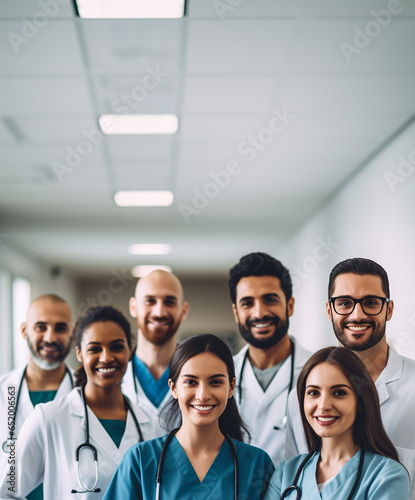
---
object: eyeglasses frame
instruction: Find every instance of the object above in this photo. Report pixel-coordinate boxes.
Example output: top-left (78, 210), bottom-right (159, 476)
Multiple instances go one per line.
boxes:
top-left (329, 296), bottom-right (390, 316)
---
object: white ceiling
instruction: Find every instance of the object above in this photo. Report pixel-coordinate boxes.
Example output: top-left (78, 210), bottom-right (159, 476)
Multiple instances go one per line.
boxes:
top-left (1, 0), bottom-right (415, 277)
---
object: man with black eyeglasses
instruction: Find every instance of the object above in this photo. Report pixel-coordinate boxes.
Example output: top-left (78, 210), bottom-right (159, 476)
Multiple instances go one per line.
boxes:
top-left (285, 257), bottom-right (415, 498)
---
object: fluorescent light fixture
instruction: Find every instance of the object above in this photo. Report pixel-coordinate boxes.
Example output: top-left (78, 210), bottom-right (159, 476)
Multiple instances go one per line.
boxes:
top-left (128, 244), bottom-right (172, 255)
top-left (76, 0), bottom-right (185, 18)
top-left (99, 115), bottom-right (179, 135)
top-left (132, 265), bottom-right (172, 278)
top-left (114, 191), bottom-right (174, 207)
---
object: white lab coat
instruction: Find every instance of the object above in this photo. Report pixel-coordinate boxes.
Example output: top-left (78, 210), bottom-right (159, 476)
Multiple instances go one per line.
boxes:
top-left (0, 365), bottom-right (73, 476)
top-left (122, 361), bottom-right (171, 428)
top-left (233, 337), bottom-right (312, 466)
top-left (0, 387), bottom-right (163, 500)
top-left (285, 346), bottom-right (415, 499)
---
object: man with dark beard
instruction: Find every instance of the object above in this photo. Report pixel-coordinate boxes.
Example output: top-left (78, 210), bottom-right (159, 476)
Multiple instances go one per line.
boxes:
top-left (122, 270), bottom-right (189, 422)
top-left (0, 294), bottom-right (73, 499)
top-left (285, 258), bottom-right (415, 499)
top-left (229, 252), bottom-right (311, 465)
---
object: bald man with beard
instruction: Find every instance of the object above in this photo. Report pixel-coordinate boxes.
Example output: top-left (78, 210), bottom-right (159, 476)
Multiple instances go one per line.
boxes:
top-left (0, 294), bottom-right (73, 499)
top-left (122, 270), bottom-right (189, 421)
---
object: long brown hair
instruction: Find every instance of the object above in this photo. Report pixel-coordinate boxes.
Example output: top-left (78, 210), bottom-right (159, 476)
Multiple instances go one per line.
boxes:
top-left (297, 347), bottom-right (400, 462)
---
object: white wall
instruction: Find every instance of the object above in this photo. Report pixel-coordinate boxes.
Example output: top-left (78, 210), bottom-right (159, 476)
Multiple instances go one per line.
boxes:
top-left (0, 241), bottom-right (78, 373)
top-left (277, 119), bottom-right (415, 359)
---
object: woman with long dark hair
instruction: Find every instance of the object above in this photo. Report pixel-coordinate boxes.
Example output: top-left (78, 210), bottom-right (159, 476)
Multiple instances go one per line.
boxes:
top-left (104, 333), bottom-right (275, 499)
top-left (264, 347), bottom-right (409, 499)
top-left (1, 306), bottom-right (160, 499)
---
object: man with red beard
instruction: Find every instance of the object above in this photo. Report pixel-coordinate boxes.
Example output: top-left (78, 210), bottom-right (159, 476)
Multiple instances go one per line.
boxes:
top-left (0, 294), bottom-right (73, 499)
top-left (229, 252), bottom-right (310, 466)
top-left (122, 270), bottom-right (189, 422)
top-left (285, 258), bottom-right (415, 499)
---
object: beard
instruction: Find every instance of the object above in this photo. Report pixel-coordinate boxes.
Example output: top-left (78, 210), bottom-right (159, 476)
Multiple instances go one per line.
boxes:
top-left (332, 319), bottom-right (386, 351)
top-left (27, 338), bottom-right (70, 371)
top-left (238, 310), bottom-right (289, 349)
top-left (140, 316), bottom-right (180, 346)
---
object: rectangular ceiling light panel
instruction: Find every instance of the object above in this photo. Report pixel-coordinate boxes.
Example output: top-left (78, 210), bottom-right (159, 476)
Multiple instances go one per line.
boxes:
top-left (114, 190), bottom-right (174, 207)
top-left (76, 0), bottom-right (185, 18)
top-left (132, 265), bottom-right (172, 278)
top-left (128, 244), bottom-right (172, 255)
top-left (99, 115), bottom-right (179, 135)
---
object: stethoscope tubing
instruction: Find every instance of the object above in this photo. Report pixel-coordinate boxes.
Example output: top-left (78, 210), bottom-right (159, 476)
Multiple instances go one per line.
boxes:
top-left (237, 338), bottom-right (295, 429)
top-left (72, 386), bottom-right (144, 494)
top-left (156, 428), bottom-right (239, 500)
top-left (2, 365), bottom-right (73, 454)
top-left (279, 448), bottom-right (365, 500)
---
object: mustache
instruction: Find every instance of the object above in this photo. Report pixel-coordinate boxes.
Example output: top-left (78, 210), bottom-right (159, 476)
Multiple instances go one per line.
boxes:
top-left (247, 315), bottom-right (279, 327)
top-left (149, 315), bottom-right (170, 322)
top-left (39, 342), bottom-right (65, 352)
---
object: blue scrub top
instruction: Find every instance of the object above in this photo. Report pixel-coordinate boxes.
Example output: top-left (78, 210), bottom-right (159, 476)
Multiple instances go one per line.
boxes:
top-left (133, 355), bottom-right (170, 408)
top-left (103, 434), bottom-right (275, 500)
top-left (264, 449), bottom-right (410, 499)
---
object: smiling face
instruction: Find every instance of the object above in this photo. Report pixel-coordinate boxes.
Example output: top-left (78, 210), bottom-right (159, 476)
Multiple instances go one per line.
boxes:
top-left (75, 321), bottom-right (131, 391)
top-left (129, 270), bottom-right (189, 346)
top-left (169, 352), bottom-right (235, 430)
top-left (304, 362), bottom-right (358, 444)
top-left (326, 273), bottom-right (393, 351)
top-left (232, 275), bottom-right (294, 349)
top-left (22, 298), bottom-right (72, 371)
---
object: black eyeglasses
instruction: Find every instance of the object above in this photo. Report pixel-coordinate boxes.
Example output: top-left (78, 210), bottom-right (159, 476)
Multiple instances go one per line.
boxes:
top-left (330, 296), bottom-right (390, 316)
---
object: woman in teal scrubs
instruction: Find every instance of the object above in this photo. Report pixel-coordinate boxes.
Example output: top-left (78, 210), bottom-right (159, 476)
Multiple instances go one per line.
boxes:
top-left (104, 333), bottom-right (275, 500)
top-left (265, 346), bottom-right (410, 499)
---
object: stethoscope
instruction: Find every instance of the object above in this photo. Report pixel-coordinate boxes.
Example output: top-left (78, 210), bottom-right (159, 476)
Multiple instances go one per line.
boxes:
top-left (155, 428), bottom-right (239, 500)
top-left (71, 386), bottom-right (144, 494)
top-left (2, 365), bottom-right (73, 454)
top-left (131, 360), bottom-right (140, 404)
top-left (280, 447), bottom-right (365, 500)
top-left (237, 338), bottom-right (295, 430)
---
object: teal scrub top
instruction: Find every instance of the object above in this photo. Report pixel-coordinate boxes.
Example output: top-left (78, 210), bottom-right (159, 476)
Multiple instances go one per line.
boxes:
top-left (103, 434), bottom-right (275, 500)
top-left (264, 449), bottom-right (410, 499)
top-left (99, 419), bottom-right (126, 448)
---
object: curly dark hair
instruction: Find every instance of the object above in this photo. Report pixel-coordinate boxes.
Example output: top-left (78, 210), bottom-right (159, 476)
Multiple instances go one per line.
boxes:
top-left (73, 305), bottom-right (132, 387)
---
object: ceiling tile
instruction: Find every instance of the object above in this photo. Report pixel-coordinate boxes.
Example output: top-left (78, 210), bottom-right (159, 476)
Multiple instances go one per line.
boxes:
top-left (92, 75), bottom-right (179, 114)
top-left (0, 78), bottom-right (93, 114)
top-left (82, 20), bottom-right (183, 74)
top-left (0, 21), bottom-right (84, 75)
top-left (186, 20), bottom-right (296, 73)
top-left (0, 0), bottom-right (74, 18)
top-left (182, 77), bottom-right (278, 114)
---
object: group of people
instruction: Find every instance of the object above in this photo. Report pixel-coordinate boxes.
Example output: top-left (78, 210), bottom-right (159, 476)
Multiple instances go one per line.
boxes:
top-left (0, 254), bottom-right (413, 499)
